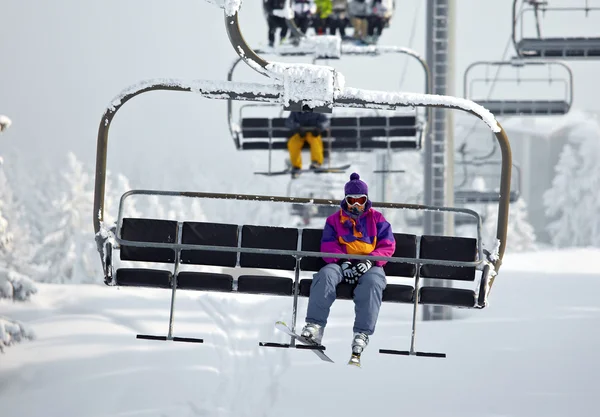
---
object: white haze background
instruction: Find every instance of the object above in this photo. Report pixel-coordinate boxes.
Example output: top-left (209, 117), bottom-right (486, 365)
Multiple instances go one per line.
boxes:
top-left (1, 0), bottom-right (600, 415)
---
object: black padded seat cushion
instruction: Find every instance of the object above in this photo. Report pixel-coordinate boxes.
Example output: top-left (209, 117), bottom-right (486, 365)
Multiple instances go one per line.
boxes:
top-left (180, 222), bottom-right (238, 267)
top-left (115, 268), bottom-right (172, 288)
top-left (237, 275), bottom-right (294, 296)
top-left (120, 218), bottom-right (177, 263)
top-left (239, 225), bottom-right (298, 270)
top-left (419, 235), bottom-right (477, 281)
top-left (177, 271), bottom-right (233, 292)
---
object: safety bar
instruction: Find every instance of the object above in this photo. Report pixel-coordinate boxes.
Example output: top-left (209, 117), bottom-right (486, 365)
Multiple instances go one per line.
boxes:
top-left (463, 60), bottom-right (574, 107)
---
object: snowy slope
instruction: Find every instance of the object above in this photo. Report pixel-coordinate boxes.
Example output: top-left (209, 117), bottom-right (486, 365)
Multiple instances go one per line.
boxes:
top-left (1, 250), bottom-right (599, 417)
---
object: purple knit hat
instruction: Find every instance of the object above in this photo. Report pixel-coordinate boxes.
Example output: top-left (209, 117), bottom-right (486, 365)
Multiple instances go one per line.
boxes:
top-left (344, 172), bottom-right (368, 196)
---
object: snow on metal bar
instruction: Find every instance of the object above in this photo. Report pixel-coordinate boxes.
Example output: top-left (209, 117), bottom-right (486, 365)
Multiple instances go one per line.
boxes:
top-left (305, 35), bottom-right (342, 59)
top-left (267, 62), bottom-right (344, 109)
top-left (108, 78), bottom-right (282, 111)
top-left (341, 44), bottom-right (424, 60)
top-left (337, 87), bottom-right (501, 132)
top-left (204, 0), bottom-right (242, 16)
top-left (260, 36), bottom-right (342, 59)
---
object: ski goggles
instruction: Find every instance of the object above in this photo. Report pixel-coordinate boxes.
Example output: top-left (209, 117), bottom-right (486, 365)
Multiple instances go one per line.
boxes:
top-left (345, 194), bottom-right (368, 206)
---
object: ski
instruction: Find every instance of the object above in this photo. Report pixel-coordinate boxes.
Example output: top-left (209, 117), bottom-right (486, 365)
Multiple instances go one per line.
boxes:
top-left (254, 164), bottom-right (351, 176)
top-left (347, 353), bottom-right (362, 368)
top-left (274, 321), bottom-right (334, 363)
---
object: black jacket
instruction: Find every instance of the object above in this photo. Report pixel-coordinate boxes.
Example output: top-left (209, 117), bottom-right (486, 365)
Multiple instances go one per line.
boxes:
top-left (264, 0), bottom-right (287, 14)
top-left (285, 112), bottom-right (330, 130)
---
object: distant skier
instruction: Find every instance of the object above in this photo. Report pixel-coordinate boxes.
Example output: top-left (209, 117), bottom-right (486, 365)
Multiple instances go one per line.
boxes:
top-left (367, 0), bottom-right (394, 42)
top-left (300, 173), bottom-right (396, 360)
top-left (328, 0), bottom-right (349, 38)
top-left (292, 0), bottom-right (317, 34)
top-left (285, 111), bottom-right (329, 179)
top-left (264, 0), bottom-right (289, 47)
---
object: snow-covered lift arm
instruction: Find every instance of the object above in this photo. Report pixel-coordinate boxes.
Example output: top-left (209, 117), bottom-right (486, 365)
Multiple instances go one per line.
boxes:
top-left (94, 0), bottom-right (513, 277)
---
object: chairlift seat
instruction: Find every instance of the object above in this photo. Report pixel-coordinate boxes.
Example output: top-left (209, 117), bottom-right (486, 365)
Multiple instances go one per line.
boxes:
top-left (112, 218), bottom-right (487, 308)
top-left (517, 37), bottom-right (600, 58)
top-left (475, 99), bottom-right (570, 116)
top-left (239, 115), bottom-right (420, 151)
top-left (455, 190), bottom-right (520, 204)
top-left (290, 203), bottom-right (337, 218)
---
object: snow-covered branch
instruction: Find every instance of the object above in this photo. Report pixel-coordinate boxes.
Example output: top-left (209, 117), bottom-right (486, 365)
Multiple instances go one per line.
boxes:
top-left (0, 316), bottom-right (34, 353)
top-left (0, 269), bottom-right (37, 301)
top-left (0, 115), bottom-right (12, 133)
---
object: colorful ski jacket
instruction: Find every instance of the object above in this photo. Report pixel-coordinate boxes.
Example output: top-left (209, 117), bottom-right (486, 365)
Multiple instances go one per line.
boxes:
top-left (320, 200), bottom-right (396, 267)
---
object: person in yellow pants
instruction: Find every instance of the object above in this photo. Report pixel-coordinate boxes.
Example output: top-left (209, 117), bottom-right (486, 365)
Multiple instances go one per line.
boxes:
top-left (285, 111), bottom-right (330, 179)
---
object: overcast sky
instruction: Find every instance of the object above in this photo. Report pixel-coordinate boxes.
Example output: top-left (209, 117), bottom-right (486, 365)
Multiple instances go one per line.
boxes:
top-left (1, 0), bottom-right (598, 194)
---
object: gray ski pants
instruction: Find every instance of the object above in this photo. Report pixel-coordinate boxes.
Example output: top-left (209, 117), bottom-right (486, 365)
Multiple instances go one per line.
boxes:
top-left (305, 263), bottom-right (387, 335)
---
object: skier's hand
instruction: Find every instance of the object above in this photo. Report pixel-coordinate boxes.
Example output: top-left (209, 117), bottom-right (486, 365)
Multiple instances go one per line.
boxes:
top-left (311, 128), bottom-right (321, 136)
top-left (340, 260), bottom-right (359, 284)
top-left (297, 127), bottom-right (307, 136)
top-left (352, 260), bottom-right (373, 277)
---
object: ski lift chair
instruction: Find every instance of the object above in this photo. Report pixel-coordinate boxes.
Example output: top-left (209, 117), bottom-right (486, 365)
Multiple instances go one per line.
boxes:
top-left (279, 0), bottom-right (397, 47)
top-left (464, 60), bottom-right (573, 116)
top-left (513, 0), bottom-right (600, 59)
top-left (227, 45), bottom-right (430, 175)
top-left (286, 174), bottom-right (346, 221)
top-left (94, 1), bottom-right (513, 359)
top-left (454, 160), bottom-right (522, 205)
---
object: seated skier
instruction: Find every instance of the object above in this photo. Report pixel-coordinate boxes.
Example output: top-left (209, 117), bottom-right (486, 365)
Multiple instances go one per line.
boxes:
top-left (264, 0), bottom-right (289, 47)
top-left (300, 173), bottom-right (396, 358)
top-left (285, 111), bottom-right (330, 179)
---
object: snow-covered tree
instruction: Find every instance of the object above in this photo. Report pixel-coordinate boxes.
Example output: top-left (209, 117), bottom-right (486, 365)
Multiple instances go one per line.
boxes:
top-left (0, 166), bottom-right (38, 301)
top-left (32, 152), bottom-right (99, 283)
top-left (0, 114), bottom-right (36, 351)
top-left (482, 198), bottom-right (537, 253)
top-left (544, 118), bottom-right (600, 247)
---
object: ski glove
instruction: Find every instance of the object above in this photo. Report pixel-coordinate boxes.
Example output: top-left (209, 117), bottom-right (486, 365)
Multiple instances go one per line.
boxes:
top-left (311, 128), bottom-right (321, 136)
top-left (352, 260), bottom-right (373, 278)
top-left (339, 260), bottom-right (359, 284)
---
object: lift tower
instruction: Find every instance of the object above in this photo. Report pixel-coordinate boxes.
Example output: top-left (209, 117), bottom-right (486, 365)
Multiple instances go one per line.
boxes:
top-left (423, 0), bottom-right (456, 321)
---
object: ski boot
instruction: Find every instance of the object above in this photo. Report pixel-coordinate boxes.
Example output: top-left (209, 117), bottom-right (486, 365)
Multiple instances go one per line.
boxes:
top-left (291, 167), bottom-right (301, 179)
top-left (309, 161), bottom-right (322, 171)
top-left (300, 323), bottom-right (323, 345)
top-left (348, 332), bottom-right (369, 367)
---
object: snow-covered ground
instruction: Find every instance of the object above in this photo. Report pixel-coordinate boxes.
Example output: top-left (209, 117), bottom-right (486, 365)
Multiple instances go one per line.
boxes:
top-left (1, 249), bottom-right (599, 417)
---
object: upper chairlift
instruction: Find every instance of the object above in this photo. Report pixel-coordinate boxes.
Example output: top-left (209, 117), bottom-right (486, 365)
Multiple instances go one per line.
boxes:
top-left (286, 173), bottom-right (347, 224)
top-left (267, 0), bottom-right (397, 47)
top-left (454, 139), bottom-right (522, 205)
top-left (93, 0), bottom-right (513, 359)
top-left (454, 160), bottom-right (522, 206)
top-left (513, 0), bottom-right (600, 59)
top-left (463, 59), bottom-right (573, 116)
top-left (403, 157), bottom-right (521, 228)
top-left (227, 39), bottom-right (431, 176)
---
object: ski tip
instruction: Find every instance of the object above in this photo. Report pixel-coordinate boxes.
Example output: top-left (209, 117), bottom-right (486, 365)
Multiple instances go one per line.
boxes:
top-left (347, 355), bottom-right (362, 368)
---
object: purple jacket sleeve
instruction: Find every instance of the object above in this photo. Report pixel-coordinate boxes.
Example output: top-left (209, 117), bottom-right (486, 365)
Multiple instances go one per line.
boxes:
top-left (320, 220), bottom-right (346, 263)
top-left (370, 216), bottom-right (396, 267)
